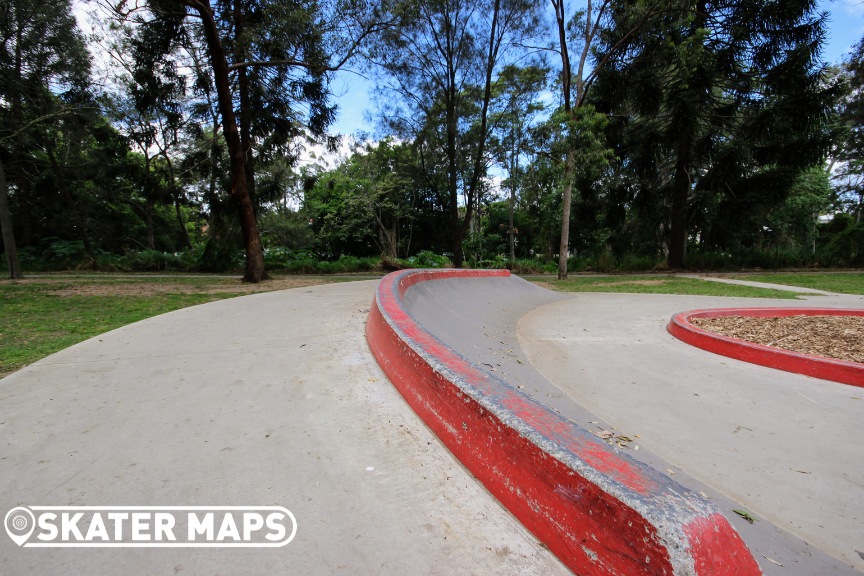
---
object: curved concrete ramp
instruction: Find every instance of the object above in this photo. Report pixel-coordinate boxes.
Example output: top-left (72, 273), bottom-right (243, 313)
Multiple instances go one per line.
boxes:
top-left (366, 269), bottom-right (761, 576)
top-left (0, 281), bottom-right (571, 575)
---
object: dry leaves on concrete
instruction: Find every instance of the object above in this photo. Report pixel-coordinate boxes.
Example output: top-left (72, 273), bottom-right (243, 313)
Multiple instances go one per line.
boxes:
top-left (691, 315), bottom-right (864, 364)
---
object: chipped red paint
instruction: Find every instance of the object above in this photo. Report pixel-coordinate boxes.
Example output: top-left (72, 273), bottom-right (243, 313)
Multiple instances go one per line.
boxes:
top-left (668, 308), bottom-right (864, 388)
top-left (367, 269), bottom-right (762, 576)
top-left (684, 514), bottom-right (762, 575)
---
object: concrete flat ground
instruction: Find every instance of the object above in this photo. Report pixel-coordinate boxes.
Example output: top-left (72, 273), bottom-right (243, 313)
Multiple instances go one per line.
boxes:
top-left (0, 281), bottom-right (570, 575)
top-left (518, 289), bottom-right (864, 572)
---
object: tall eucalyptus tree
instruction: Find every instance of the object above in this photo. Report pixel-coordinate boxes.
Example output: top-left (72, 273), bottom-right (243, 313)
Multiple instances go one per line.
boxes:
top-left (370, 0), bottom-right (542, 267)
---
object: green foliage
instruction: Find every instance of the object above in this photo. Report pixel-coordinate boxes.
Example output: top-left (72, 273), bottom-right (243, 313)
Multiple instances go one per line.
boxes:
top-left (595, 0), bottom-right (835, 267)
top-left (685, 248), bottom-right (819, 271)
top-left (405, 250), bottom-right (451, 269)
top-left (261, 249), bottom-right (378, 274)
top-left (0, 0), bottom-right (855, 279)
top-left (304, 138), bottom-right (435, 258)
top-left (823, 223), bottom-right (864, 267)
top-left (832, 36), bottom-right (864, 219)
top-left (762, 168), bottom-right (833, 249)
top-left (509, 258), bottom-right (558, 275)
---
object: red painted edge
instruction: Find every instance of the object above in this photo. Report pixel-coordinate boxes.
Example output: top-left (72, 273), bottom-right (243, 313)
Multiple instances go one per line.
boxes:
top-left (668, 308), bottom-right (864, 388)
top-left (366, 269), bottom-right (762, 576)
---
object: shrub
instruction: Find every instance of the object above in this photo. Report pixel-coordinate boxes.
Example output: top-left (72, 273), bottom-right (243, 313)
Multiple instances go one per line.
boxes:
top-left (510, 257), bottom-right (557, 274)
top-left (618, 254), bottom-right (659, 272)
top-left (406, 250), bottom-right (451, 268)
top-left (823, 223), bottom-right (864, 267)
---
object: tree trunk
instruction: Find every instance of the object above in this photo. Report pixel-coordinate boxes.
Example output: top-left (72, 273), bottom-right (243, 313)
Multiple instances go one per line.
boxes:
top-left (461, 0), bottom-right (501, 252)
top-left (186, 0), bottom-right (267, 282)
top-left (175, 197), bottom-right (192, 248)
top-left (557, 150), bottom-right (575, 280)
top-left (668, 134), bottom-right (691, 269)
top-left (145, 198), bottom-right (156, 250)
top-left (553, 0), bottom-right (573, 280)
top-left (446, 79), bottom-right (462, 268)
top-left (234, 0), bottom-right (257, 212)
top-left (0, 156), bottom-right (23, 279)
top-left (509, 181), bottom-right (515, 262)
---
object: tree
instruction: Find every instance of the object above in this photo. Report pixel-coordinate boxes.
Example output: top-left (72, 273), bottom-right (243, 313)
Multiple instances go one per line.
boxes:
top-left (549, 0), bottom-right (604, 279)
top-left (304, 138), bottom-right (421, 258)
top-left (833, 35), bottom-right (864, 222)
top-left (116, 0), bottom-right (389, 281)
top-left (489, 64), bottom-right (549, 262)
top-left (370, 0), bottom-right (541, 267)
top-left (0, 0), bottom-right (91, 278)
top-left (596, 0), bottom-right (834, 268)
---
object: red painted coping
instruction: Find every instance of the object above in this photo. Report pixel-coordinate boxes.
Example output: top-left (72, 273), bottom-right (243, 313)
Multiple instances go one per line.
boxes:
top-left (366, 269), bottom-right (761, 576)
top-left (668, 308), bottom-right (864, 388)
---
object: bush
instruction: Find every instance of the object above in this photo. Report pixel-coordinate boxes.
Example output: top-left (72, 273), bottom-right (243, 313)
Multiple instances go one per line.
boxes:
top-left (618, 254), bottom-right (659, 272)
top-left (42, 238), bottom-right (89, 269)
top-left (316, 255), bottom-right (378, 274)
top-left (405, 250), bottom-right (451, 268)
top-left (823, 223), bottom-right (864, 267)
top-left (684, 251), bottom-right (736, 271)
top-left (510, 257), bottom-right (558, 274)
top-left (685, 247), bottom-right (819, 270)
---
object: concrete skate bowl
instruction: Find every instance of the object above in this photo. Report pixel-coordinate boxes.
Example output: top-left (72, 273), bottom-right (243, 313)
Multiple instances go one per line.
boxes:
top-left (668, 308), bottom-right (864, 388)
top-left (365, 269), bottom-right (761, 576)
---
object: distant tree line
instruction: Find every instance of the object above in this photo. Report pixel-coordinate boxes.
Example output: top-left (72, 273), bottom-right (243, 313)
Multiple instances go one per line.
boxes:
top-left (1, 0), bottom-right (862, 280)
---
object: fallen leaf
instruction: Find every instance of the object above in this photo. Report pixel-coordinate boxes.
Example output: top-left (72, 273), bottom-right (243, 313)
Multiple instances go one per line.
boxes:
top-left (789, 467), bottom-right (811, 474)
top-left (733, 509), bottom-right (755, 524)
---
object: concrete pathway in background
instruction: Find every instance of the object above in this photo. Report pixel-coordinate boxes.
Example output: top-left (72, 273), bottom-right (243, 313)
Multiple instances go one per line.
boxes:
top-left (0, 281), bottom-right (570, 575)
top-left (683, 274), bottom-right (839, 295)
top-left (518, 287), bottom-right (864, 572)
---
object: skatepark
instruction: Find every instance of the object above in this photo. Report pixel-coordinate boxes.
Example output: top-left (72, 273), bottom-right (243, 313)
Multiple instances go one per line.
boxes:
top-left (1, 271), bottom-right (862, 574)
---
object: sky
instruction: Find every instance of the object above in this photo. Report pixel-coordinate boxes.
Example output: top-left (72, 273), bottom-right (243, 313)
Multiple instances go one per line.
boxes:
top-left (327, 0), bottom-right (864, 137)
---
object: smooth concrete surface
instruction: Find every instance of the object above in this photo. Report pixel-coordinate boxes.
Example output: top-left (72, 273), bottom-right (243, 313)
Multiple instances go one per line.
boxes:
top-left (0, 281), bottom-right (571, 575)
top-left (518, 289), bottom-right (864, 572)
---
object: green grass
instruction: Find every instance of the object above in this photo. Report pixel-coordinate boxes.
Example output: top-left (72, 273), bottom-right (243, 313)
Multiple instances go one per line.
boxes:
top-left (0, 274), bottom-right (343, 378)
top-left (1, 292), bottom-right (220, 375)
top-left (728, 272), bottom-right (864, 295)
top-left (537, 275), bottom-right (804, 298)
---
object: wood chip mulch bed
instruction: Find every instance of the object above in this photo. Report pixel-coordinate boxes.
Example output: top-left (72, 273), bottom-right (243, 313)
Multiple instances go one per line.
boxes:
top-left (690, 315), bottom-right (864, 364)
